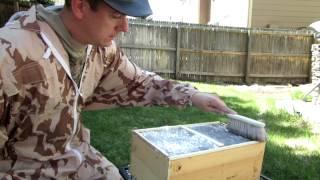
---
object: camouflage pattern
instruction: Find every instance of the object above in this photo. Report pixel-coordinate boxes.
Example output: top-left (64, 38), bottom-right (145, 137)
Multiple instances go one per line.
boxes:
top-left (0, 6), bottom-right (199, 179)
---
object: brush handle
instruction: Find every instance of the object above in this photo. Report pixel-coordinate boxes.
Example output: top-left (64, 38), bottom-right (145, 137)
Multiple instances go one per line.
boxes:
top-left (227, 114), bottom-right (265, 128)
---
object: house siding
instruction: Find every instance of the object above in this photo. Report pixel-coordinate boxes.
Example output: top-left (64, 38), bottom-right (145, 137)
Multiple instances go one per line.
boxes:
top-left (250, 0), bottom-right (320, 28)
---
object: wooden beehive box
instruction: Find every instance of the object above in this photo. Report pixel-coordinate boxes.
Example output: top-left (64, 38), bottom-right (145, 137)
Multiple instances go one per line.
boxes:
top-left (130, 122), bottom-right (266, 180)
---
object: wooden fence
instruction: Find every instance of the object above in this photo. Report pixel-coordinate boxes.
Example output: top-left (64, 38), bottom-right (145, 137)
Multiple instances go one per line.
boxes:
top-left (116, 20), bottom-right (315, 84)
top-left (0, 3), bottom-right (314, 84)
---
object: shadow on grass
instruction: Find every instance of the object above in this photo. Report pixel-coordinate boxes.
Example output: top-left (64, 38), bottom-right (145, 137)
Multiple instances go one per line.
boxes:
top-left (262, 110), bottom-right (313, 138)
top-left (82, 95), bottom-right (319, 180)
top-left (263, 140), bottom-right (320, 180)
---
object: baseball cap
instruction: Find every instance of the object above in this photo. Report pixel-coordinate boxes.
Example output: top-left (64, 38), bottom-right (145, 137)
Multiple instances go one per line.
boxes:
top-left (103, 0), bottom-right (153, 17)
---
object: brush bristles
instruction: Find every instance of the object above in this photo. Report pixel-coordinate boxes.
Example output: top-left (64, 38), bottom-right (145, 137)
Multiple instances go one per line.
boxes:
top-left (226, 120), bottom-right (267, 141)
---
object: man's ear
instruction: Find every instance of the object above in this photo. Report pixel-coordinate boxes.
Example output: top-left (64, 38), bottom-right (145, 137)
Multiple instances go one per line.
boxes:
top-left (71, 0), bottom-right (88, 19)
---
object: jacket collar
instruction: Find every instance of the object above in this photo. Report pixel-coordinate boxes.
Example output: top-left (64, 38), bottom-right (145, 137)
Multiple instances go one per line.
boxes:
top-left (7, 5), bottom-right (72, 76)
top-left (6, 5), bottom-right (41, 32)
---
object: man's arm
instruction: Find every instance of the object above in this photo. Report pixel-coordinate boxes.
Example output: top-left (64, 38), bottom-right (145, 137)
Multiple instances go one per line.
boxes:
top-left (191, 92), bottom-right (236, 114)
top-left (84, 44), bottom-right (234, 114)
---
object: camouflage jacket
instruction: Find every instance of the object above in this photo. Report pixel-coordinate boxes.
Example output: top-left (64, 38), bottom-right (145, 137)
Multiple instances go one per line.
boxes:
top-left (0, 6), bottom-right (198, 179)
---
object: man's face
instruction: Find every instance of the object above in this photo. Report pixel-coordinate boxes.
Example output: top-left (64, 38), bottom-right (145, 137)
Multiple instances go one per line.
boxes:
top-left (80, 1), bottom-right (129, 47)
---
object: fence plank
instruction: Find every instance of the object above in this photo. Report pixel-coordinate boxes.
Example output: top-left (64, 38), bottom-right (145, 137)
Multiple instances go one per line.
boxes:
top-left (175, 27), bottom-right (181, 79)
top-left (245, 30), bottom-right (251, 84)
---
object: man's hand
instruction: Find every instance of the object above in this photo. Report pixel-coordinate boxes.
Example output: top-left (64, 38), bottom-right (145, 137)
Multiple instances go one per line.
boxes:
top-left (191, 92), bottom-right (236, 114)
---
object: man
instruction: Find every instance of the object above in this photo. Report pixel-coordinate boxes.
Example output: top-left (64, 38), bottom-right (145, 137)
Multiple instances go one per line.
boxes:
top-left (0, 0), bottom-right (235, 179)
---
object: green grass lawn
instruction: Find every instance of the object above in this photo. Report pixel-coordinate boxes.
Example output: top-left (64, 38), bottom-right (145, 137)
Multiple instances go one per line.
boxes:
top-left (82, 82), bottom-right (320, 180)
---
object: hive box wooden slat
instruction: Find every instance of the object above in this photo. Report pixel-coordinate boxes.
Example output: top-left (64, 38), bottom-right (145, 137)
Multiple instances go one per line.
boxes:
top-left (130, 122), bottom-right (266, 180)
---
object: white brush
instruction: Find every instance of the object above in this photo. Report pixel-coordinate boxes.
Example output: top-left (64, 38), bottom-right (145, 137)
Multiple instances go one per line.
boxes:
top-left (226, 114), bottom-right (267, 141)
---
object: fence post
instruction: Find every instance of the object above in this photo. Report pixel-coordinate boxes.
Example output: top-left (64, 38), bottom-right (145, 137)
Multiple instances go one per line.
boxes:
top-left (245, 29), bottom-right (252, 84)
top-left (14, 0), bottom-right (19, 12)
top-left (308, 37), bottom-right (316, 83)
top-left (175, 25), bottom-right (181, 80)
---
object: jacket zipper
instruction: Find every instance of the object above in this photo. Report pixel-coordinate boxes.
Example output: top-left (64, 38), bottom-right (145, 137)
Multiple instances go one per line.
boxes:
top-left (40, 32), bottom-right (91, 162)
